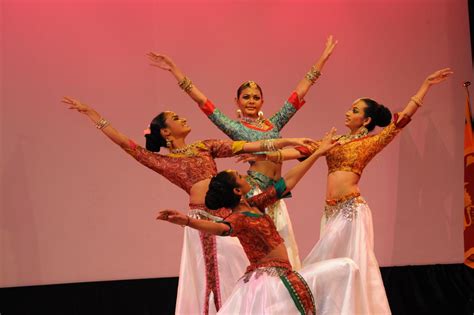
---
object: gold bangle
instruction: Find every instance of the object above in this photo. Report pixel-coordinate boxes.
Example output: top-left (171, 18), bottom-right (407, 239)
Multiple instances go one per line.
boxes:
top-left (261, 139), bottom-right (276, 152)
top-left (305, 66), bottom-right (322, 85)
top-left (178, 76), bottom-right (193, 93)
top-left (411, 96), bottom-right (423, 107)
top-left (96, 118), bottom-right (110, 130)
top-left (273, 149), bottom-right (282, 164)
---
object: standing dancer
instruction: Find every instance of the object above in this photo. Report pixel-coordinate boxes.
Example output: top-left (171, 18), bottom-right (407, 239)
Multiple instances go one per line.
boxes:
top-left (148, 36), bottom-right (337, 270)
top-left (157, 128), bottom-right (369, 314)
top-left (246, 68), bottom-right (453, 314)
top-left (61, 97), bottom-right (313, 314)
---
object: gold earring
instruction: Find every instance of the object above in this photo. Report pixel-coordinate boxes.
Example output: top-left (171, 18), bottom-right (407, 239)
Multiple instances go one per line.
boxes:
top-left (166, 138), bottom-right (172, 148)
top-left (236, 109), bottom-right (242, 118)
top-left (359, 126), bottom-right (368, 136)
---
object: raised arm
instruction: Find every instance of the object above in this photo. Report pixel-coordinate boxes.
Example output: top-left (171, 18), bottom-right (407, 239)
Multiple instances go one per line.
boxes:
top-left (157, 210), bottom-right (230, 235)
top-left (269, 36), bottom-right (337, 131)
top-left (147, 53), bottom-right (208, 106)
top-left (148, 53), bottom-right (244, 139)
top-left (282, 129), bottom-right (336, 192)
top-left (246, 130), bottom-right (336, 210)
top-left (294, 35), bottom-right (337, 100)
top-left (62, 96), bottom-right (174, 177)
top-left (62, 97), bottom-right (131, 149)
top-left (399, 68), bottom-right (453, 121)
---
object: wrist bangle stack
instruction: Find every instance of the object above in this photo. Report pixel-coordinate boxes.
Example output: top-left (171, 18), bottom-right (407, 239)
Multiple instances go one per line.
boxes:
top-left (96, 118), bottom-right (110, 130)
top-left (410, 96), bottom-right (423, 107)
top-left (275, 150), bottom-right (283, 164)
top-left (305, 66), bottom-right (322, 85)
top-left (178, 76), bottom-right (193, 93)
top-left (266, 150), bottom-right (282, 163)
top-left (260, 139), bottom-right (277, 152)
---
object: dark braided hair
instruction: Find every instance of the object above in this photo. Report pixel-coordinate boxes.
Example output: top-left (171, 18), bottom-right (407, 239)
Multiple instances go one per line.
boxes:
top-left (145, 112), bottom-right (169, 152)
top-left (361, 98), bottom-right (392, 132)
top-left (236, 81), bottom-right (263, 99)
top-left (205, 171), bottom-right (241, 210)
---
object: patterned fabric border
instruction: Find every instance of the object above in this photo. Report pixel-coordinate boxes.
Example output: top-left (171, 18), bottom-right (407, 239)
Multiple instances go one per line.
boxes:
top-left (199, 232), bottom-right (221, 315)
top-left (280, 271), bottom-right (316, 315)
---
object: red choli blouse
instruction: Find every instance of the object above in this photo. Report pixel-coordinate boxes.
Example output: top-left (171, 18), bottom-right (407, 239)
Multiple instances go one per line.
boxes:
top-left (124, 139), bottom-right (245, 194)
top-left (223, 179), bottom-right (288, 264)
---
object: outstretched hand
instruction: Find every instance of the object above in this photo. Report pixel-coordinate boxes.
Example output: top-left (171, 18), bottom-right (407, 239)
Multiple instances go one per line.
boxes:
top-left (147, 52), bottom-right (176, 71)
top-left (321, 35), bottom-right (338, 60)
top-left (425, 68), bottom-right (453, 85)
top-left (235, 153), bottom-right (266, 163)
top-left (290, 138), bottom-right (318, 147)
top-left (156, 209), bottom-right (189, 226)
top-left (61, 97), bottom-right (91, 114)
top-left (316, 127), bottom-right (339, 155)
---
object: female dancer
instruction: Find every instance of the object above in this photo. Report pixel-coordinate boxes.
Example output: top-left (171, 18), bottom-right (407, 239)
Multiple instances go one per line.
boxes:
top-left (61, 97), bottom-right (313, 315)
top-left (148, 36), bottom-right (337, 269)
top-left (243, 68), bottom-right (453, 314)
top-left (157, 128), bottom-right (369, 314)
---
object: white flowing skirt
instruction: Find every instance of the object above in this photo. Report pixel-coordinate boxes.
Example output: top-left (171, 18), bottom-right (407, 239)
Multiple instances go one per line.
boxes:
top-left (303, 197), bottom-right (391, 314)
top-left (218, 258), bottom-right (368, 315)
top-left (175, 209), bottom-right (249, 315)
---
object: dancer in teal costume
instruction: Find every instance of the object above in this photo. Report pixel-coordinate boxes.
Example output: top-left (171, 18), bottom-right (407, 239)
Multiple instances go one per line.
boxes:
top-left (148, 36), bottom-right (337, 269)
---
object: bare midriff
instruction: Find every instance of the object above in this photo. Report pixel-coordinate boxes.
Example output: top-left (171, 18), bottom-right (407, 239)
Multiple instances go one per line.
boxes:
top-left (249, 160), bottom-right (282, 181)
top-left (189, 178), bottom-right (212, 205)
top-left (326, 171), bottom-right (361, 200)
top-left (256, 243), bottom-right (289, 264)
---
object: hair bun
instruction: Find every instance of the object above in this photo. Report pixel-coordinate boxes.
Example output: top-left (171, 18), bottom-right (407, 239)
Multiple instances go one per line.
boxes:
top-left (205, 171), bottom-right (241, 210)
top-left (375, 104), bottom-right (392, 127)
top-left (205, 180), bottom-right (225, 210)
top-left (145, 133), bottom-right (163, 152)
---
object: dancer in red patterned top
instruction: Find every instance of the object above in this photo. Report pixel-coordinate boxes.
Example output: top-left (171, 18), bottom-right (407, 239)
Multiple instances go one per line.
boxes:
top-left (61, 97), bottom-right (314, 314)
top-left (157, 129), bottom-right (369, 314)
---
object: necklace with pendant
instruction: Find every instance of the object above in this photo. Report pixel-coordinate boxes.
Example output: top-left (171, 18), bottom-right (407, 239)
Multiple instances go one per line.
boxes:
top-left (335, 127), bottom-right (369, 145)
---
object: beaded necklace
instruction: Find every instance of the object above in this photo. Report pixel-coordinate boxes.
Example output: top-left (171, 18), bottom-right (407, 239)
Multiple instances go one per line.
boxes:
top-left (334, 127), bottom-right (369, 145)
top-left (169, 143), bottom-right (199, 157)
top-left (240, 116), bottom-right (268, 130)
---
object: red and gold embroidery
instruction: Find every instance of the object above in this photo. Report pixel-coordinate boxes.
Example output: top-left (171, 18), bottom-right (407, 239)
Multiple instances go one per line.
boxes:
top-left (296, 113), bottom-right (411, 176)
top-left (125, 139), bottom-right (238, 194)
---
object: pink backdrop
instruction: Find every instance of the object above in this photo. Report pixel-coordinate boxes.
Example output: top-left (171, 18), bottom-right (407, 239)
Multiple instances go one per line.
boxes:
top-left (1, 0), bottom-right (471, 287)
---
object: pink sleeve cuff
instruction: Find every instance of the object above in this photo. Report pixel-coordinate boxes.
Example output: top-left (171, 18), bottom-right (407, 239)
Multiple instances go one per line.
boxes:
top-left (287, 91), bottom-right (305, 110)
top-left (200, 99), bottom-right (216, 116)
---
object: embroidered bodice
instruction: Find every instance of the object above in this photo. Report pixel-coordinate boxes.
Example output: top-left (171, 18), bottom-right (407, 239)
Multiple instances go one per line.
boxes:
top-left (125, 139), bottom-right (245, 194)
top-left (298, 113), bottom-right (411, 176)
top-left (199, 92), bottom-right (305, 141)
top-left (223, 179), bottom-right (288, 264)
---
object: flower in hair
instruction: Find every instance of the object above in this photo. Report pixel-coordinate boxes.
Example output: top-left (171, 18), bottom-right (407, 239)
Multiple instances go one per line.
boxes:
top-left (143, 125), bottom-right (151, 135)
